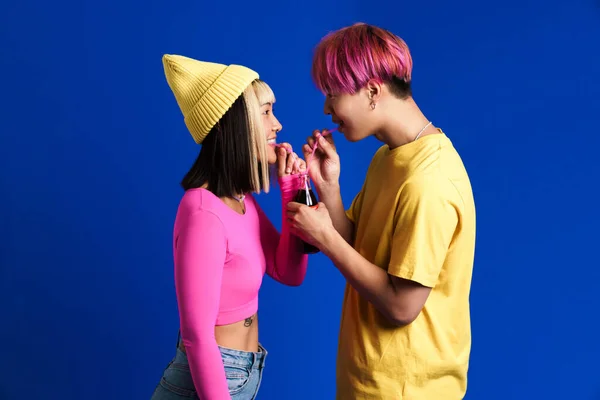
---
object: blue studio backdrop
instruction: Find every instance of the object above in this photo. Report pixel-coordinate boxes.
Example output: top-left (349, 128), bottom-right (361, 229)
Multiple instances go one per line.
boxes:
top-left (1, 0), bottom-right (600, 399)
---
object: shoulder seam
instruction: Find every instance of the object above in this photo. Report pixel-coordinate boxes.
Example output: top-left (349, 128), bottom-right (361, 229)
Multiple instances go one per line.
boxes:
top-left (186, 208), bottom-right (229, 249)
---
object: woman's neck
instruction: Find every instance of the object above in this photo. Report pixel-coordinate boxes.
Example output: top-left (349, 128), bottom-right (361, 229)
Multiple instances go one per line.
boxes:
top-left (201, 184), bottom-right (246, 215)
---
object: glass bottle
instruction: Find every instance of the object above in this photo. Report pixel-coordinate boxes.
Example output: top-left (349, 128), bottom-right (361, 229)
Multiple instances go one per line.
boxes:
top-left (293, 174), bottom-right (320, 254)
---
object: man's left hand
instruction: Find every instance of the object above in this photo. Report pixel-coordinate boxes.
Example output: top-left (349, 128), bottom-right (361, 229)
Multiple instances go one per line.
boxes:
top-left (286, 201), bottom-right (335, 247)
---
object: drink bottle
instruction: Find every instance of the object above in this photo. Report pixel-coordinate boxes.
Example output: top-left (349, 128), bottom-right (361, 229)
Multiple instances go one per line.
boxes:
top-left (293, 174), bottom-right (320, 254)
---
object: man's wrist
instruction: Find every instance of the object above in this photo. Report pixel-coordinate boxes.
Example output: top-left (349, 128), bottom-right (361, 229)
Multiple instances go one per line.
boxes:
top-left (316, 181), bottom-right (341, 201)
top-left (319, 225), bottom-right (344, 260)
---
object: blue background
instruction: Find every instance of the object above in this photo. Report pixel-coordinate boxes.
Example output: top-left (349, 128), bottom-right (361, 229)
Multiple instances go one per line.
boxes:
top-left (1, 0), bottom-right (599, 399)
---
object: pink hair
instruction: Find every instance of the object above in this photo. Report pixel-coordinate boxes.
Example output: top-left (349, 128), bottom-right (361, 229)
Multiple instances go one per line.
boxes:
top-left (311, 23), bottom-right (413, 95)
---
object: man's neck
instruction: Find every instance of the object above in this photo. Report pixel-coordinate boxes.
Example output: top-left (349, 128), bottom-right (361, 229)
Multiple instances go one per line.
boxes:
top-left (375, 97), bottom-right (438, 149)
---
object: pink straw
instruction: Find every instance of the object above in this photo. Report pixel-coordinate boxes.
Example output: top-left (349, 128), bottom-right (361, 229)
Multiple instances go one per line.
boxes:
top-left (276, 128), bottom-right (337, 177)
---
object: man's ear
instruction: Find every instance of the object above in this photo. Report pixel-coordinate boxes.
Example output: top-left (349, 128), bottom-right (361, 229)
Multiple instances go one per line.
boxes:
top-left (366, 79), bottom-right (383, 103)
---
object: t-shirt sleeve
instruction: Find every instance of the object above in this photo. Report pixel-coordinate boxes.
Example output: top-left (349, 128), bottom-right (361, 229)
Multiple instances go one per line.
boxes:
top-left (388, 176), bottom-right (459, 288)
top-left (346, 147), bottom-right (383, 224)
top-left (174, 209), bottom-right (231, 399)
top-left (345, 186), bottom-right (364, 224)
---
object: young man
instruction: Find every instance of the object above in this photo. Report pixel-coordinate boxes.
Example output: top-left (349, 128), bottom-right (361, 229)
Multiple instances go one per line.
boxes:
top-left (287, 23), bottom-right (476, 399)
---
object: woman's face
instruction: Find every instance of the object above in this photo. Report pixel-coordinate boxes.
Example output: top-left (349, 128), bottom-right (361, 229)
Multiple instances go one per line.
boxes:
top-left (260, 100), bottom-right (283, 164)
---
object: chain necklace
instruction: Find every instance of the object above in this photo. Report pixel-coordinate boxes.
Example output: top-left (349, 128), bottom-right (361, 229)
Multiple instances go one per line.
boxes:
top-left (231, 193), bottom-right (245, 215)
top-left (414, 121), bottom-right (432, 141)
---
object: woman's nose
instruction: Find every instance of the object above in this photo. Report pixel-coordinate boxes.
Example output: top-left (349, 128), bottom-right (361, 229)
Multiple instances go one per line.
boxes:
top-left (273, 116), bottom-right (282, 132)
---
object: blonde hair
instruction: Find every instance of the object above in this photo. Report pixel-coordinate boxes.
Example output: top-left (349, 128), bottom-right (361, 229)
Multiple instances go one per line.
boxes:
top-left (252, 79), bottom-right (276, 106)
top-left (241, 80), bottom-right (271, 193)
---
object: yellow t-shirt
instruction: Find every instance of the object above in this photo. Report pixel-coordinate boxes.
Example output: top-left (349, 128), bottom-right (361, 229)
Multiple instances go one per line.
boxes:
top-left (337, 131), bottom-right (476, 400)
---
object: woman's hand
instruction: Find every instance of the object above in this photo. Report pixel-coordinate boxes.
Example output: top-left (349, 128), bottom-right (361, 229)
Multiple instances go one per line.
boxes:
top-left (277, 142), bottom-right (306, 177)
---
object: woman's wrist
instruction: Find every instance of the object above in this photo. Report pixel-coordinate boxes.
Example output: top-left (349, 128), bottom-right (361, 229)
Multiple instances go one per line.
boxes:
top-left (277, 174), bottom-right (300, 206)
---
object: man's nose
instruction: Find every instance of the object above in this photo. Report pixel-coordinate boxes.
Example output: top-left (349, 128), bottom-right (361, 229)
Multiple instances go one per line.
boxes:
top-left (323, 98), bottom-right (332, 115)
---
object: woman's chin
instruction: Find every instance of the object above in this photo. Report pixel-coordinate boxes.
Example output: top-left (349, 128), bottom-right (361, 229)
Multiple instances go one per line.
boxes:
top-left (265, 147), bottom-right (277, 165)
top-left (258, 158), bottom-right (277, 166)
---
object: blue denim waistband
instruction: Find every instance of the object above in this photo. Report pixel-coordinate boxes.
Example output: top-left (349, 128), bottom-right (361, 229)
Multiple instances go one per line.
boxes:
top-left (218, 344), bottom-right (267, 370)
top-left (176, 340), bottom-right (267, 371)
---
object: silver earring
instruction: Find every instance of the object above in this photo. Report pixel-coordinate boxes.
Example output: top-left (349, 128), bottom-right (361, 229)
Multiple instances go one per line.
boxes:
top-left (370, 102), bottom-right (376, 110)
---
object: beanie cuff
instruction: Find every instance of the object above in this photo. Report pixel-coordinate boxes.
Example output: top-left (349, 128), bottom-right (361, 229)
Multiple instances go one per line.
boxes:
top-left (184, 65), bottom-right (259, 144)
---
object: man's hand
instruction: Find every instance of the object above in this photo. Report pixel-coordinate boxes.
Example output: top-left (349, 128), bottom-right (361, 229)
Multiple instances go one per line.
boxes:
top-left (303, 130), bottom-right (340, 193)
top-left (302, 130), bottom-right (353, 245)
top-left (286, 201), bottom-right (335, 247)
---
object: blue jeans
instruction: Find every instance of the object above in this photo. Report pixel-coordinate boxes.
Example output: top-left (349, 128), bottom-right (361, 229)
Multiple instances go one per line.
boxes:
top-left (152, 341), bottom-right (267, 399)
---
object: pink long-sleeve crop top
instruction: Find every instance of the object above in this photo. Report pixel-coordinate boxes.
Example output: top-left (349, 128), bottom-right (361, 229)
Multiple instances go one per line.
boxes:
top-left (173, 175), bottom-right (308, 399)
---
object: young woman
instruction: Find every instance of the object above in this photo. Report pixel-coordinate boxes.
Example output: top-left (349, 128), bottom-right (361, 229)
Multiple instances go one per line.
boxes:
top-left (152, 54), bottom-right (309, 400)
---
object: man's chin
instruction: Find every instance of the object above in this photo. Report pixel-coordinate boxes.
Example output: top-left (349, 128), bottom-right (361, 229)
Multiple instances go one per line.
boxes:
top-left (348, 129), bottom-right (376, 143)
top-left (344, 131), bottom-right (363, 143)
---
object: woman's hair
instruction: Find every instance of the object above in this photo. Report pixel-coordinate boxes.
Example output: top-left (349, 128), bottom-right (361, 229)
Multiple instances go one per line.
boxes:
top-left (311, 23), bottom-right (413, 99)
top-left (252, 79), bottom-right (276, 106)
top-left (180, 79), bottom-right (271, 195)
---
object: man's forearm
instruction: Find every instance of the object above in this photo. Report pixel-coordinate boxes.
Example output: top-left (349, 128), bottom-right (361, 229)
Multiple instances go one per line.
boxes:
top-left (317, 184), bottom-right (353, 244)
top-left (319, 228), bottom-right (402, 324)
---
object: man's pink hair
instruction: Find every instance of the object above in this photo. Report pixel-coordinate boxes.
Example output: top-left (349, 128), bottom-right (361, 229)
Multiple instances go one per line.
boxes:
top-left (311, 23), bottom-right (413, 95)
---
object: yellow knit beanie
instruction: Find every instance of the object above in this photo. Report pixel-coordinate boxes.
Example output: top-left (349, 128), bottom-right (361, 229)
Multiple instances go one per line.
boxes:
top-left (162, 54), bottom-right (260, 144)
